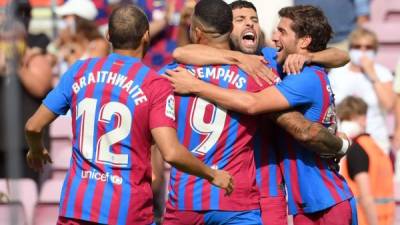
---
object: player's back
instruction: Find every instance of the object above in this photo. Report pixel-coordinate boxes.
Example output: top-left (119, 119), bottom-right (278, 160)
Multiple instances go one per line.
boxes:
top-left (161, 63), bottom-right (266, 211)
top-left (49, 53), bottom-right (174, 225)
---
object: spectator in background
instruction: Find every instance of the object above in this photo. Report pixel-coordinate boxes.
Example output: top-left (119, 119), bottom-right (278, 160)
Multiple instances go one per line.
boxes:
top-left (0, 1), bottom-right (53, 182)
top-left (133, 0), bottom-right (192, 71)
top-left (294, 0), bottom-right (370, 51)
top-left (329, 28), bottom-right (395, 155)
top-left (51, 0), bottom-right (109, 66)
top-left (338, 96), bottom-right (395, 225)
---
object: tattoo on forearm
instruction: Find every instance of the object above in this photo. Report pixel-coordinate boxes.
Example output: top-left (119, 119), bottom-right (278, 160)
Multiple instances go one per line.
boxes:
top-left (272, 111), bottom-right (341, 155)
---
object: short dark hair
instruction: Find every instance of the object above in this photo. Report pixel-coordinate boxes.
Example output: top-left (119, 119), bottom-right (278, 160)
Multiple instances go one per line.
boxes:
top-left (194, 0), bottom-right (233, 35)
top-left (337, 96), bottom-right (368, 121)
top-left (229, 0), bottom-right (257, 12)
top-left (108, 5), bottom-right (149, 50)
top-left (278, 5), bottom-right (332, 52)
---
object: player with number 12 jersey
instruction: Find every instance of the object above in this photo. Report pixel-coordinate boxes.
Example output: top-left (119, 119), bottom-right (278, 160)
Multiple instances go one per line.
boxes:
top-left (43, 54), bottom-right (176, 225)
top-left (160, 63), bottom-right (268, 212)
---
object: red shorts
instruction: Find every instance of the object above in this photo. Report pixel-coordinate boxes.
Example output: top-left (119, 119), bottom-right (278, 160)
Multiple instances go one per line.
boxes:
top-left (293, 200), bottom-right (352, 225)
top-left (57, 216), bottom-right (105, 225)
top-left (260, 196), bottom-right (288, 225)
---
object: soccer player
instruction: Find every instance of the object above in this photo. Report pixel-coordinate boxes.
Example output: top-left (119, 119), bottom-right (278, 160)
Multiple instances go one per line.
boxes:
top-left (160, 0), bottom-right (267, 224)
top-left (24, 5), bottom-right (233, 225)
top-left (170, 1), bottom-right (351, 224)
top-left (165, 5), bottom-right (357, 225)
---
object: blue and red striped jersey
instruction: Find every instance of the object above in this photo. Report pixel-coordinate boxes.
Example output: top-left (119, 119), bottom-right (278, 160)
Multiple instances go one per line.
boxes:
top-left (43, 53), bottom-right (176, 225)
top-left (262, 47), bottom-right (353, 215)
top-left (159, 63), bottom-right (268, 211)
top-left (253, 116), bottom-right (285, 199)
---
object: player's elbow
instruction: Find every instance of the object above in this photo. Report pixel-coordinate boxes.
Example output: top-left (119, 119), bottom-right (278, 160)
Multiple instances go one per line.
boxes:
top-left (162, 150), bottom-right (179, 165)
top-left (25, 118), bottom-right (41, 135)
top-left (172, 47), bottom-right (184, 61)
top-left (244, 98), bottom-right (262, 115)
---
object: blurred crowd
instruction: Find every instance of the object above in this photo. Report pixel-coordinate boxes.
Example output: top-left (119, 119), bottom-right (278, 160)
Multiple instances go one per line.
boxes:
top-left (0, 0), bottom-right (399, 224)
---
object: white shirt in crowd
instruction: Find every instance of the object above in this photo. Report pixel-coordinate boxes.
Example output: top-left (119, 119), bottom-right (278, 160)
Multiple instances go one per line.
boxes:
top-left (329, 63), bottom-right (393, 154)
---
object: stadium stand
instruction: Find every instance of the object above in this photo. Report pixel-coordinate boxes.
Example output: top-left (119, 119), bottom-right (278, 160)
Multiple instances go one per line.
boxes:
top-left (49, 115), bottom-right (72, 139)
top-left (50, 139), bottom-right (71, 179)
top-left (0, 179), bottom-right (38, 225)
top-left (33, 179), bottom-right (63, 225)
top-left (364, 0), bottom-right (400, 71)
top-left (0, 202), bottom-right (27, 225)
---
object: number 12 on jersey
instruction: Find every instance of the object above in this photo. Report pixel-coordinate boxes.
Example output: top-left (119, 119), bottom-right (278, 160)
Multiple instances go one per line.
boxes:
top-left (76, 98), bottom-right (131, 167)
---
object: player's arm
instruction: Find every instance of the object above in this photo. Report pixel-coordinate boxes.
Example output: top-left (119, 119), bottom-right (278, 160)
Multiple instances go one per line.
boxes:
top-left (25, 104), bottom-right (56, 172)
top-left (283, 48), bottom-right (350, 74)
top-left (173, 44), bottom-right (276, 85)
top-left (164, 67), bottom-right (290, 115)
top-left (151, 127), bottom-right (233, 195)
top-left (271, 111), bottom-right (349, 156)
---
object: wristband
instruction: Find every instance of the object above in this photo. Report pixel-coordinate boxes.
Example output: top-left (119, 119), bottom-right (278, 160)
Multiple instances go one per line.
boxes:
top-left (339, 138), bottom-right (350, 155)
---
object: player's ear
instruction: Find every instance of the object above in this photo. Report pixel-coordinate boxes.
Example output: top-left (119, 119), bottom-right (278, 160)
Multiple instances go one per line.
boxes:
top-left (143, 30), bottom-right (150, 44)
top-left (299, 35), bottom-right (312, 49)
top-left (105, 29), bottom-right (111, 43)
top-left (194, 26), bottom-right (203, 42)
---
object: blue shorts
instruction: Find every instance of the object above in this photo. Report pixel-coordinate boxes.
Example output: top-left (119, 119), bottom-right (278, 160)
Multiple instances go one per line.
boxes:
top-left (163, 208), bottom-right (262, 225)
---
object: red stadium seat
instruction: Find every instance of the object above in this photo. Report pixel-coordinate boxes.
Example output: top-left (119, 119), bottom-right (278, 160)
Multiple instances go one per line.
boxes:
top-left (0, 179), bottom-right (38, 225)
top-left (33, 203), bottom-right (59, 225)
top-left (0, 202), bottom-right (27, 225)
top-left (33, 179), bottom-right (63, 225)
top-left (50, 139), bottom-right (71, 179)
top-left (50, 115), bottom-right (72, 139)
top-left (370, 0), bottom-right (400, 22)
top-left (39, 179), bottom-right (63, 203)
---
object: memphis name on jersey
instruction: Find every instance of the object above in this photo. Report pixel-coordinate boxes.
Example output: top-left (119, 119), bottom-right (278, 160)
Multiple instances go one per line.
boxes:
top-left (189, 66), bottom-right (247, 89)
top-left (71, 70), bottom-right (147, 106)
top-left (161, 63), bottom-right (264, 212)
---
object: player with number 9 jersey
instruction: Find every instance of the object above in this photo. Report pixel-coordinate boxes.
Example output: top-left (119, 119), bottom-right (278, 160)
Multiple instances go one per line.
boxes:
top-left (160, 62), bottom-right (268, 213)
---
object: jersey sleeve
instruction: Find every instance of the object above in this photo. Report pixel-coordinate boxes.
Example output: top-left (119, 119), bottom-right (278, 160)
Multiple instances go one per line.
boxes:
top-left (43, 60), bottom-right (83, 115)
top-left (148, 76), bottom-right (177, 129)
top-left (275, 72), bottom-right (316, 107)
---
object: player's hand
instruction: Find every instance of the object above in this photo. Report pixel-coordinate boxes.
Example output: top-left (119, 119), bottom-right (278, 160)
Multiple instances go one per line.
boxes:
top-left (26, 148), bottom-right (52, 172)
top-left (236, 54), bottom-right (277, 86)
top-left (283, 53), bottom-right (311, 75)
top-left (210, 169), bottom-right (234, 196)
top-left (163, 67), bottom-right (200, 94)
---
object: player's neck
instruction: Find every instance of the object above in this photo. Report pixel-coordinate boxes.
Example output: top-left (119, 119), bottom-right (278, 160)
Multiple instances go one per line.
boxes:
top-left (204, 41), bottom-right (230, 50)
top-left (113, 48), bottom-right (144, 59)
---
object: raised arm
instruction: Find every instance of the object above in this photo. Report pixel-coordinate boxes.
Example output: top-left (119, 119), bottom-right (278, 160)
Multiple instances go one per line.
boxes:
top-left (173, 44), bottom-right (243, 65)
top-left (173, 44), bottom-right (276, 85)
top-left (283, 47), bottom-right (350, 74)
top-left (151, 126), bottom-right (233, 195)
top-left (271, 111), bottom-right (349, 157)
top-left (165, 67), bottom-right (290, 115)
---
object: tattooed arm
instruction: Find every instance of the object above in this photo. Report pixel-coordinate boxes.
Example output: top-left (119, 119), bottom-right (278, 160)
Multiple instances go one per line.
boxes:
top-left (271, 111), bottom-right (345, 156)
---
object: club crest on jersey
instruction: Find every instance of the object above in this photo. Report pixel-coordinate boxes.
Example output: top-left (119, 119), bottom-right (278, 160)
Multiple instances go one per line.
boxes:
top-left (166, 95), bottom-right (175, 120)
